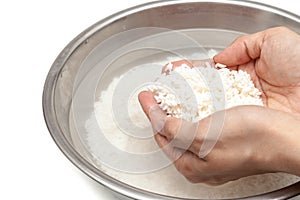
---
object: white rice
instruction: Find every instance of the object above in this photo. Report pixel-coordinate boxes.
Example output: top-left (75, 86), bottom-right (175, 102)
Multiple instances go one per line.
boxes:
top-left (148, 63), bottom-right (263, 122)
top-left (85, 57), bottom-right (300, 199)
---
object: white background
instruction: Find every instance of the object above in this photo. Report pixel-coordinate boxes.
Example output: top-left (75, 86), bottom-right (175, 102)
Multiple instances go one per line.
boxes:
top-left (0, 0), bottom-right (299, 199)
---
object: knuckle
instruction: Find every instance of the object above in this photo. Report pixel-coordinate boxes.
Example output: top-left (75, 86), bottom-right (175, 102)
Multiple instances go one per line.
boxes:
top-left (274, 26), bottom-right (288, 32)
top-left (186, 175), bottom-right (208, 184)
top-left (175, 160), bottom-right (199, 181)
top-left (174, 159), bottom-right (190, 175)
top-left (204, 176), bottom-right (229, 186)
top-left (164, 117), bottom-right (181, 138)
top-left (205, 180), bottom-right (226, 186)
top-left (173, 158), bottom-right (211, 184)
top-left (186, 176), bottom-right (200, 184)
top-left (178, 162), bottom-right (191, 174)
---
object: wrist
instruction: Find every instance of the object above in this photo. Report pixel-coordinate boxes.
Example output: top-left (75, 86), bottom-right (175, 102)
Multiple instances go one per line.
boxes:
top-left (253, 108), bottom-right (300, 176)
top-left (274, 114), bottom-right (300, 176)
top-left (243, 106), bottom-right (278, 172)
top-left (229, 106), bottom-right (276, 172)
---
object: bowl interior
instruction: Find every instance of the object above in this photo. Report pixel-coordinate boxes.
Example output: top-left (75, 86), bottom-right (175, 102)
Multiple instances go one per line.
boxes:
top-left (45, 1), bottom-right (300, 199)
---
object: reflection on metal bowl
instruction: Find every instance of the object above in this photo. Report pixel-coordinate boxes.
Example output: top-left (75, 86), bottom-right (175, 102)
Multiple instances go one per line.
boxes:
top-left (43, 1), bottom-right (300, 199)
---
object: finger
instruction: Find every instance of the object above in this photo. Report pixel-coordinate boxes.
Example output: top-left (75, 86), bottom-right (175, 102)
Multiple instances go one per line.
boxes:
top-left (154, 134), bottom-right (183, 161)
top-left (160, 117), bottom-right (209, 158)
top-left (213, 31), bottom-right (265, 66)
top-left (164, 118), bottom-right (200, 153)
top-left (139, 92), bottom-right (220, 159)
top-left (138, 91), bottom-right (167, 133)
top-left (155, 132), bottom-right (208, 183)
top-left (138, 91), bottom-right (158, 120)
top-left (162, 59), bottom-right (215, 74)
top-left (165, 111), bottom-right (225, 159)
top-left (162, 60), bottom-right (193, 74)
top-left (198, 110), bottom-right (226, 158)
top-left (139, 91), bottom-right (201, 162)
top-left (171, 60), bottom-right (193, 68)
top-left (204, 179), bottom-right (229, 186)
top-left (149, 105), bottom-right (167, 133)
top-left (155, 125), bottom-right (215, 185)
top-left (192, 59), bottom-right (215, 68)
top-left (155, 134), bottom-right (203, 175)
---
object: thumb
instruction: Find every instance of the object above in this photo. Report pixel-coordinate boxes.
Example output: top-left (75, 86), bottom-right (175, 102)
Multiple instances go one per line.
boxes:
top-left (138, 91), bottom-right (167, 133)
top-left (213, 30), bottom-right (265, 66)
top-left (149, 104), bottom-right (167, 133)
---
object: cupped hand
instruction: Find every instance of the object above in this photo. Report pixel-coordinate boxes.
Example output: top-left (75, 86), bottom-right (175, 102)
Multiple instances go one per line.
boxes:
top-left (167, 27), bottom-right (300, 113)
top-left (138, 27), bottom-right (300, 184)
top-left (214, 27), bottom-right (300, 113)
top-left (139, 91), bottom-right (300, 185)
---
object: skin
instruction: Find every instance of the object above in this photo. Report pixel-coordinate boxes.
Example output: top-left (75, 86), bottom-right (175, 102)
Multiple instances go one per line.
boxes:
top-left (138, 27), bottom-right (300, 185)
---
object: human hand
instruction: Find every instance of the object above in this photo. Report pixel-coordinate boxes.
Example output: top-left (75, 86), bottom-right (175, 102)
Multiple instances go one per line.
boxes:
top-left (166, 27), bottom-right (300, 113)
top-left (138, 27), bottom-right (300, 184)
top-left (214, 27), bottom-right (300, 113)
top-left (139, 91), bottom-right (300, 185)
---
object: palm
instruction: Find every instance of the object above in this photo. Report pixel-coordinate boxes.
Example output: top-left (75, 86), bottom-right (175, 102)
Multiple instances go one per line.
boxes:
top-left (165, 28), bottom-right (300, 114)
top-left (236, 44), bottom-right (300, 113)
top-left (139, 28), bottom-right (300, 185)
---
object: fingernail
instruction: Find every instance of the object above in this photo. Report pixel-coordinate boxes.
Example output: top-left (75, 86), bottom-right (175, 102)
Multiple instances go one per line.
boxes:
top-left (149, 104), bottom-right (167, 133)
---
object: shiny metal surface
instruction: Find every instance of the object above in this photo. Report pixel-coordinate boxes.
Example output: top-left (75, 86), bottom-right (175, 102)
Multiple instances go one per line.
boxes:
top-left (43, 0), bottom-right (300, 199)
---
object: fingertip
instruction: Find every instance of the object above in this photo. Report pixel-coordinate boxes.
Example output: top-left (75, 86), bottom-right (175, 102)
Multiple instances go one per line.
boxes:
top-left (138, 90), bottom-right (156, 106)
top-left (214, 32), bottom-right (264, 67)
top-left (213, 51), bottom-right (224, 63)
top-left (138, 90), bottom-right (150, 103)
top-left (138, 91), bottom-right (156, 119)
top-left (213, 46), bottom-right (237, 66)
top-left (171, 60), bottom-right (193, 68)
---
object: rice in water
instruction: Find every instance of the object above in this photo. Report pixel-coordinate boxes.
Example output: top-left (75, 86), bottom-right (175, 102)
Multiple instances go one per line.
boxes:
top-left (85, 56), bottom-right (300, 199)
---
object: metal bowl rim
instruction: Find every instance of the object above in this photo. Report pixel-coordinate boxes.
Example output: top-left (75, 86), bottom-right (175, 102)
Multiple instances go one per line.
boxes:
top-left (42, 0), bottom-right (300, 199)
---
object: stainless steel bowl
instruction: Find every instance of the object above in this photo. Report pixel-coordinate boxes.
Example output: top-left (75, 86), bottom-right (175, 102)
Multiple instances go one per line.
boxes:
top-left (43, 0), bottom-right (300, 199)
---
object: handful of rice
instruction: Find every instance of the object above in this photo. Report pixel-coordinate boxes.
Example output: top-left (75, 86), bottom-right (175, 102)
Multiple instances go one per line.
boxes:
top-left (148, 62), bottom-right (263, 122)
